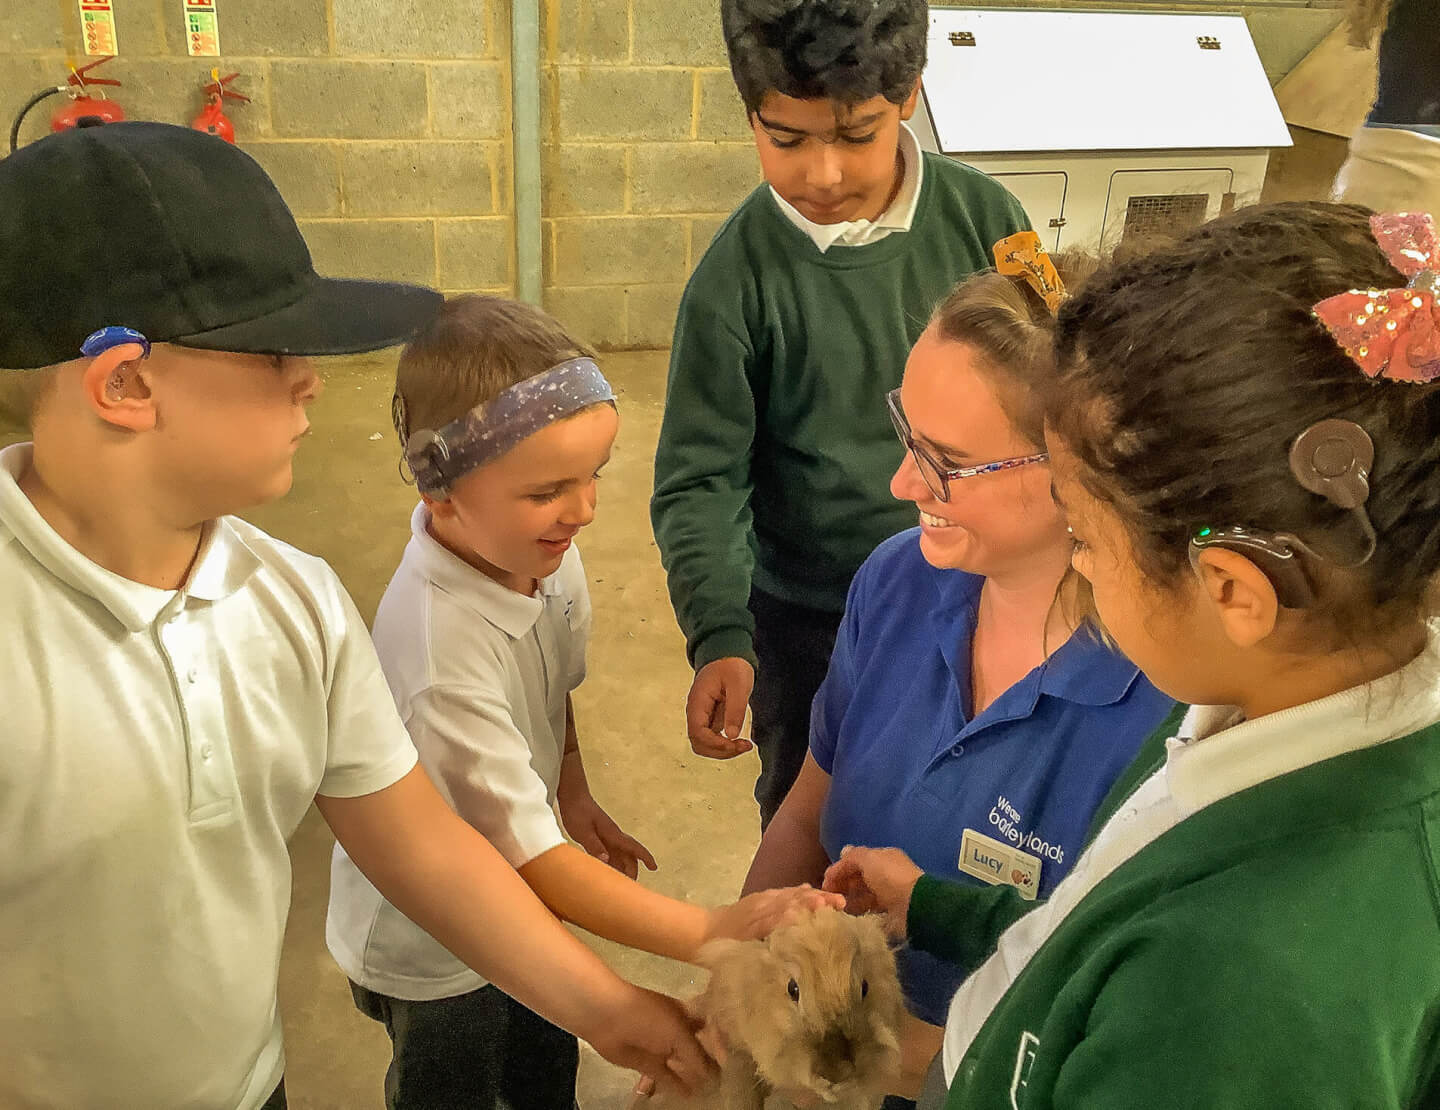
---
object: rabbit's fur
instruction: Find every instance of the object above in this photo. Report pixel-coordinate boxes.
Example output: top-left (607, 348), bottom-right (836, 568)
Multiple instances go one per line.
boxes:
top-left (675, 908), bottom-right (904, 1110)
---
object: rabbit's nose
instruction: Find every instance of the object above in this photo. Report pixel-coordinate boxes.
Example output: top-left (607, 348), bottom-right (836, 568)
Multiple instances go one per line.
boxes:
top-left (815, 1029), bottom-right (858, 1083)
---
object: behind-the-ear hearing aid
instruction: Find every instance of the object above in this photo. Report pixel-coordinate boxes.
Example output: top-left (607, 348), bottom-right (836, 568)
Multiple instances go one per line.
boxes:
top-left (1188, 419), bottom-right (1378, 609)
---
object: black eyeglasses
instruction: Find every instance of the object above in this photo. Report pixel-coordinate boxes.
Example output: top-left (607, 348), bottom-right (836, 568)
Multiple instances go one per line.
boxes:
top-left (886, 389), bottom-right (1048, 503)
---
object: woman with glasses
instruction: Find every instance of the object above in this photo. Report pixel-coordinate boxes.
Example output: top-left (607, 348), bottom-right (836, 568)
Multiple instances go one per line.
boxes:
top-left (741, 255), bottom-right (1175, 1106)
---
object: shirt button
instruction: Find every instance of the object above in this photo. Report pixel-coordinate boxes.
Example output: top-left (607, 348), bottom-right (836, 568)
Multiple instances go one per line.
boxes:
top-left (200, 744), bottom-right (214, 762)
top-left (952, 744), bottom-right (965, 756)
top-left (186, 667), bottom-right (199, 684)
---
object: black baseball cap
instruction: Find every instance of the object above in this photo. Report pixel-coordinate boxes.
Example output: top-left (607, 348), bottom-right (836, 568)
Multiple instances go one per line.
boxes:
top-left (0, 121), bottom-right (443, 369)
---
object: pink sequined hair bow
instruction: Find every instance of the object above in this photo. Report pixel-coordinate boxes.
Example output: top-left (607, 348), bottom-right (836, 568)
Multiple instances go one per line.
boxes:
top-left (1312, 211), bottom-right (1440, 383)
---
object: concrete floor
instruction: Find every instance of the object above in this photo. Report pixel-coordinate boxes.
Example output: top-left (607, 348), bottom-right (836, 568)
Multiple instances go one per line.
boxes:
top-left (0, 141), bottom-right (1348, 1109)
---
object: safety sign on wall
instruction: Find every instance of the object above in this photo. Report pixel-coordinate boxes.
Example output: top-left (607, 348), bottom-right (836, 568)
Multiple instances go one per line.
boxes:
top-left (185, 0), bottom-right (222, 57)
top-left (79, 1), bottom-right (119, 56)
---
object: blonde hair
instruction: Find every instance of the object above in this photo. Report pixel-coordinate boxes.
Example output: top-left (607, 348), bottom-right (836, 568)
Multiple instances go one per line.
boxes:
top-left (1344, 0), bottom-right (1390, 46)
top-left (929, 252), bottom-right (1098, 448)
top-left (392, 295), bottom-right (594, 444)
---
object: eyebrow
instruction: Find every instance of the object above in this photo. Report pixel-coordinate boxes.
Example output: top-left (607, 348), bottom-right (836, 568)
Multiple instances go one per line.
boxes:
top-left (755, 110), bottom-right (885, 136)
top-left (914, 433), bottom-right (971, 461)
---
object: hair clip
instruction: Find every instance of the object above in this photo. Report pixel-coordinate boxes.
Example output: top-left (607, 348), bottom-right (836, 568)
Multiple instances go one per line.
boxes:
top-left (1312, 212), bottom-right (1440, 383)
top-left (80, 326), bottom-right (151, 360)
top-left (992, 230), bottom-right (1067, 314)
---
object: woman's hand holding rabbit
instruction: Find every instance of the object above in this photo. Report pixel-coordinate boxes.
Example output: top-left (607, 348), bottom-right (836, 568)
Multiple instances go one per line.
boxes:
top-left (822, 846), bottom-right (922, 940)
top-left (706, 884), bottom-right (844, 945)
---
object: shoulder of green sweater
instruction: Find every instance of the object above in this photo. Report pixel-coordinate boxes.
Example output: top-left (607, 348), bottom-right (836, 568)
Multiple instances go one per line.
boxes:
top-left (686, 184), bottom-right (779, 279)
top-left (920, 153), bottom-right (1028, 223)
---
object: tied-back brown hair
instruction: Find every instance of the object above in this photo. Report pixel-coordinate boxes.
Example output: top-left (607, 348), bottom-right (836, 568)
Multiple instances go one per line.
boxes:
top-left (930, 251), bottom-right (1099, 448)
top-left (1049, 201), bottom-right (1440, 628)
top-left (392, 295), bottom-right (594, 446)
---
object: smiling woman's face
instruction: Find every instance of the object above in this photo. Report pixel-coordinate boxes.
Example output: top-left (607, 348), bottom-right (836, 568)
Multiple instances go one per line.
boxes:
top-left (889, 326), bottom-right (1069, 578)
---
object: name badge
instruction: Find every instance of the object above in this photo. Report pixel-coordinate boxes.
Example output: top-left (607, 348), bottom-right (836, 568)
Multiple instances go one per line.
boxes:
top-left (958, 828), bottom-right (1041, 900)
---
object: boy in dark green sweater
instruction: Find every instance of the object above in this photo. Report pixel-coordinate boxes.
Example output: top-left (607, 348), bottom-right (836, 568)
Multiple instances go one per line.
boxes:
top-left (650, 0), bottom-right (1029, 825)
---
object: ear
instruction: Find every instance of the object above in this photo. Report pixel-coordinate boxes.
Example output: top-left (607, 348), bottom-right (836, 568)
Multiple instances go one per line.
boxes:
top-left (898, 79), bottom-right (921, 120)
top-left (421, 491), bottom-right (456, 520)
top-left (80, 343), bottom-right (156, 432)
top-left (1192, 547), bottom-right (1279, 648)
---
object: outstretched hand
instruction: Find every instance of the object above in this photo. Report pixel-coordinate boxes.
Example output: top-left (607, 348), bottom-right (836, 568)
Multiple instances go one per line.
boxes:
top-left (705, 883), bottom-right (844, 945)
top-left (562, 792), bottom-right (658, 880)
top-left (823, 845), bottom-right (923, 941)
top-left (591, 985), bottom-right (715, 1098)
top-left (685, 657), bottom-right (755, 759)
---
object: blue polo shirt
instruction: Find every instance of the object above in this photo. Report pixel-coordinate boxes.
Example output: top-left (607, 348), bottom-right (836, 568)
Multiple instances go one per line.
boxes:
top-left (812, 530), bottom-right (1174, 1024)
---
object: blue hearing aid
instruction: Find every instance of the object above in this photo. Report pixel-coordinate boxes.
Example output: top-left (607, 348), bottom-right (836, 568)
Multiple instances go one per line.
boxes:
top-left (80, 326), bottom-right (151, 360)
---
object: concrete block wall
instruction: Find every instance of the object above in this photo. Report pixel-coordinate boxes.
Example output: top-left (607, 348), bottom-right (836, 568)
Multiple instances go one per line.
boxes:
top-left (3, 0), bottom-right (1342, 350)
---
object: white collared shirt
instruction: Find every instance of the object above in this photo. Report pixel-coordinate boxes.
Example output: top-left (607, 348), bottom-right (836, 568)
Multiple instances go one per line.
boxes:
top-left (942, 622), bottom-right (1440, 1079)
top-left (769, 121), bottom-right (926, 253)
top-left (326, 501), bottom-right (591, 1001)
top-left (0, 443), bottom-right (419, 1110)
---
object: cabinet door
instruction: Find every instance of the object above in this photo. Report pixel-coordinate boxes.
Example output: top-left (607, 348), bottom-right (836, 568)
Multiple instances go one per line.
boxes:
top-left (990, 172), bottom-right (1069, 251)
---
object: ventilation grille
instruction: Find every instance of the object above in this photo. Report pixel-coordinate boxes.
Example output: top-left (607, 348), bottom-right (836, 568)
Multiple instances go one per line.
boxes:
top-left (1122, 193), bottom-right (1209, 241)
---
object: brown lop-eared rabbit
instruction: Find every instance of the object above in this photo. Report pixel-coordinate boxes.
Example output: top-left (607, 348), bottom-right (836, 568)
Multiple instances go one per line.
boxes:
top-left (654, 907), bottom-right (905, 1109)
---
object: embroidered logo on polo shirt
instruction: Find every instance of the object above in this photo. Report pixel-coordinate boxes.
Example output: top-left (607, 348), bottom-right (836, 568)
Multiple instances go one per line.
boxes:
top-left (958, 828), bottom-right (1040, 900)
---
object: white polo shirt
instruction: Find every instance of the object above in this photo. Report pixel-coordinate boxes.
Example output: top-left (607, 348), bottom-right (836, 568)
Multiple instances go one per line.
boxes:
top-left (326, 501), bottom-right (590, 1001)
top-left (0, 443), bottom-right (419, 1110)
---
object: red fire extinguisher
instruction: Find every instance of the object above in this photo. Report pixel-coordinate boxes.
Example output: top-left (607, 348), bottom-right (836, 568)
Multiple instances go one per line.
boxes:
top-left (191, 69), bottom-right (249, 144)
top-left (52, 57), bottom-right (127, 131)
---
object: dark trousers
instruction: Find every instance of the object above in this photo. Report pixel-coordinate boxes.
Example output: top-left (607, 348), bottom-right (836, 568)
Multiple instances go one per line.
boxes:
top-left (748, 588), bottom-right (843, 828)
top-left (350, 980), bottom-right (579, 1110)
top-left (260, 1079), bottom-right (286, 1110)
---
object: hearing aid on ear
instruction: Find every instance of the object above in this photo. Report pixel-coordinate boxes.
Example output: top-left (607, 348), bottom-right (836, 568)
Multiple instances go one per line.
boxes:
top-left (1187, 419), bottom-right (1378, 609)
top-left (1188, 526), bottom-right (1317, 609)
top-left (80, 326), bottom-right (151, 360)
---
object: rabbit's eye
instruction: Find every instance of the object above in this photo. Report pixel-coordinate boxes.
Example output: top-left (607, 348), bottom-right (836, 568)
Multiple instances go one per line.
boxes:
top-left (861, 979), bottom-right (869, 998)
top-left (787, 978), bottom-right (800, 1003)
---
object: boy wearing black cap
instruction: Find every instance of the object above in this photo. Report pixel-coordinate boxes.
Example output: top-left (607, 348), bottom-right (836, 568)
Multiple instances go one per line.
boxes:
top-left (0, 122), bottom-right (709, 1110)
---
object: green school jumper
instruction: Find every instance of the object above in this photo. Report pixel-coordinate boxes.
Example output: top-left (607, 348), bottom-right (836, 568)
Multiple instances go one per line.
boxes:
top-left (650, 156), bottom-right (1028, 669)
top-left (907, 710), bottom-right (1440, 1108)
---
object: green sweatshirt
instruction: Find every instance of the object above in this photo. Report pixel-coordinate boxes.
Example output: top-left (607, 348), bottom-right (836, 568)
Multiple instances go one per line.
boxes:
top-left (908, 712), bottom-right (1440, 1109)
top-left (650, 156), bottom-right (1028, 669)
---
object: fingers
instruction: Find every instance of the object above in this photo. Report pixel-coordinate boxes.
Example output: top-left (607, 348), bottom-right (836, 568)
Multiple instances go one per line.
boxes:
top-left (822, 854), bottom-right (860, 893)
top-left (576, 827), bottom-right (611, 865)
top-left (618, 833), bottom-right (658, 872)
top-left (663, 1033), bottom-right (714, 1095)
top-left (685, 661), bottom-right (755, 760)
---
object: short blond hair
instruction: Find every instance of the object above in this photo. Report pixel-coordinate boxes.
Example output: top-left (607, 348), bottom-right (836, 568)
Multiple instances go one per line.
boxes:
top-left (392, 295), bottom-right (594, 444)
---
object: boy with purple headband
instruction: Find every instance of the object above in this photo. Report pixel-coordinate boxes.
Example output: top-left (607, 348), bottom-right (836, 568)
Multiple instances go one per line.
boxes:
top-left (326, 295), bottom-right (838, 1110)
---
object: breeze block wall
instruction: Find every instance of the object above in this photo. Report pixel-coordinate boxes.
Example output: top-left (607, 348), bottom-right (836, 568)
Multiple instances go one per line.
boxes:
top-left (3, 0), bottom-right (1341, 350)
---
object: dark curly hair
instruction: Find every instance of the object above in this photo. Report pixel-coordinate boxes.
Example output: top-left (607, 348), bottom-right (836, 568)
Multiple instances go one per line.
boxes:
top-left (720, 0), bottom-right (928, 114)
top-left (1048, 201), bottom-right (1440, 628)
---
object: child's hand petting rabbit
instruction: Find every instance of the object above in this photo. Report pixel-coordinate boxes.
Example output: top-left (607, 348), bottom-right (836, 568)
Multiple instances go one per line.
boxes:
top-left (822, 846), bottom-right (923, 941)
top-left (707, 884), bottom-right (844, 944)
top-left (640, 906), bottom-right (904, 1110)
